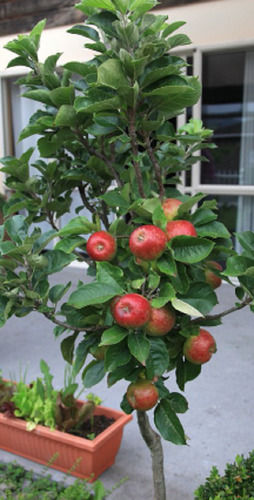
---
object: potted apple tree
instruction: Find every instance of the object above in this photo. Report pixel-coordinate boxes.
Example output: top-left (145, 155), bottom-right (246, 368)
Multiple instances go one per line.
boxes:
top-left (1, 1), bottom-right (254, 499)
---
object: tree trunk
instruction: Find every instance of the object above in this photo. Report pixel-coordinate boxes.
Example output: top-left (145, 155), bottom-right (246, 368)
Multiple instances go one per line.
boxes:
top-left (137, 410), bottom-right (166, 500)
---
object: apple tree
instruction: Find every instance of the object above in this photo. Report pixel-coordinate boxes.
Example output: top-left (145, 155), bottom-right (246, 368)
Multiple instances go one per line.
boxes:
top-left (1, 1), bottom-right (254, 499)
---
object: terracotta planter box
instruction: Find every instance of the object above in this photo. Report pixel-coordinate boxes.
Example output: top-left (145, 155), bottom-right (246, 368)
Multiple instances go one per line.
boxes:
top-left (0, 404), bottom-right (132, 481)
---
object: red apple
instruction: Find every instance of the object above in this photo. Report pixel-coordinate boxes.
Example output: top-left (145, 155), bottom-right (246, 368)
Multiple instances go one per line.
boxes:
top-left (126, 380), bottom-right (159, 411)
top-left (129, 225), bottom-right (167, 261)
top-left (86, 231), bottom-right (116, 261)
top-left (162, 198), bottom-right (183, 221)
top-left (205, 261), bottom-right (223, 289)
top-left (146, 305), bottom-right (175, 336)
top-left (111, 293), bottom-right (151, 328)
top-left (165, 220), bottom-right (197, 241)
top-left (183, 328), bottom-right (217, 365)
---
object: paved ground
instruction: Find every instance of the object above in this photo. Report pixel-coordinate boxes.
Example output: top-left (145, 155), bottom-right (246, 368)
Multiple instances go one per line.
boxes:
top-left (0, 265), bottom-right (253, 499)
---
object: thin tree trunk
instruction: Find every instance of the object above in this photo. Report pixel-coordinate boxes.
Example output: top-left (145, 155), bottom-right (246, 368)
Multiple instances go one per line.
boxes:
top-left (137, 410), bottom-right (166, 500)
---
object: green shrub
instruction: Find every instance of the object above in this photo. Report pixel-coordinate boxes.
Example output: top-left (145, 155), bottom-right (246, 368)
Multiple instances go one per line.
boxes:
top-left (0, 461), bottom-right (108, 499)
top-left (195, 451), bottom-right (254, 499)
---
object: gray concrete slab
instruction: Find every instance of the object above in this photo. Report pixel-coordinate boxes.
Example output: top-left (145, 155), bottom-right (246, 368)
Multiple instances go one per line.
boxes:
top-left (0, 266), bottom-right (253, 499)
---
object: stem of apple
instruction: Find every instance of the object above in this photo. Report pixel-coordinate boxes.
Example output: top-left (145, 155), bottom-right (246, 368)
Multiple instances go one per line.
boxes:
top-left (137, 410), bottom-right (166, 500)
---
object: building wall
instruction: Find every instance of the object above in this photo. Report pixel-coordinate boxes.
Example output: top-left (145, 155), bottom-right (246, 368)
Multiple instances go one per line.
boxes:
top-left (1, 0), bottom-right (254, 72)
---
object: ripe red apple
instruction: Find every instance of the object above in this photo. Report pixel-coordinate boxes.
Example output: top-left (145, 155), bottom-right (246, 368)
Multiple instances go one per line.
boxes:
top-left (86, 230), bottom-right (116, 261)
top-left (126, 379), bottom-right (159, 411)
top-left (162, 198), bottom-right (183, 221)
top-left (205, 261), bottom-right (223, 289)
top-left (165, 220), bottom-right (197, 241)
top-left (111, 293), bottom-right (151, 328)
top-left (183, 328), bottom-right (217, 365)
top-left (129, 225), bottom-right (167, 261)
top-left (146, 305), bottom-right (175, 336)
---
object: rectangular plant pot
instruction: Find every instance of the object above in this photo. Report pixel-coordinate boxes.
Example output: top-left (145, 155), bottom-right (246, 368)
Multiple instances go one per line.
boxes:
top-left (0, 404), bottom-right (132, 481)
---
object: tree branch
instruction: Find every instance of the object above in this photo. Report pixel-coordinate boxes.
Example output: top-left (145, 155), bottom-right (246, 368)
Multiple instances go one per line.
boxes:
top-left (144, 134), bottom-right (165, 201)
top-left (128, 109), bottom-right (146, 198)
top-left (137, 410), bottom-right (166, 500)
top-left (192, 296), bottom-right (253, 324)
top-left (41, 310), bottom-right (104, 333)
top-left (75, 129), bottom-right (123, 188)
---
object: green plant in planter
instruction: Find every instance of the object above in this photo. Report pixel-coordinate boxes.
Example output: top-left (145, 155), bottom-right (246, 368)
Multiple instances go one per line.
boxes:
top-left (195, 450), bottom-right (254, 499)
top-left (1, 1), bottom-right (254, 499)
top-left (4, 360), bottom-right (101, 435)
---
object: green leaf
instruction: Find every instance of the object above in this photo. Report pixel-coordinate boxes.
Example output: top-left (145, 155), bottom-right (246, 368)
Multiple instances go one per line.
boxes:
top-left (152, 205), bottom-right (167, 230)
top-left (154, 399), bottom-right (186, 444)
top-left (40, 250), bottom-right (76, 274)
top-left (157, 254), bottom-right (177, 276)
top-left (96, 262), bottom-right (124, 293)
top-left (127, 332), bottom-right (150, 364)
top-left (162, 21), bottom-right (186, 37)
top-left (130, 0), bottom-right (159, 18)
top-left (55, 105), bottom-right (77, 127)
top-left (223, 255), bottom-right (254, 277)
top-left (171, 297), bottom-right (203, 318)
top-left (58, 216), bottom-right (94, 237)
top-left (146, 337), bottom-right (169, 378)
top-left (196, 221), bottom-right (231, 239)
top-left (49, 282), bottom-right (72, 304)
top-left (179, 282), bottom-right (218, 316)
top-left (82, 360), bottom-right (105, 388)
top-left (100, 189), bottom-right (129, 210)
top-left (80, 0), bottom-right (116, 9)
top-left (67, 25), bottom-right (100, 41)
top-left (144, 77), bottom-right (201, 113)
top-left (100, 326), bottom-right (128, 345)
top-left (151, 282), bottom-right (175, 308)
top-left (54, 236), bottom-right (86, 254)
top-left (68, 282), bottom-right (120, 309)
top-left (60, 332), bottom-right (79, 363)
top-left (97, 59), bottom-right (129, 90)
top-left (4, 215), bottom-right (28, 244)
top-left (49, 86), bottom-right (75, 107)
top-left (168, 392), bottom-right (188, 414)
top-left (177, 193), bottom-right (205, 217)
top-left (171, 236), bottom-right (215, 264)
top-left (30, 19), bottom-right (46, 49)
top-left (235, 231), bottom-right (254, 253)
top-left (168, 33), bottom-right (191, 49)
top-left (22, 89), bottom-right (53, 106)
top-left (74, 88), bottom-right (120, 114)
top-left (104, 341), bottom-right (131, 371)
top-left (190, 208), bottom-right (217, 227)
top-left (63, 61), bottom-right (97, 78)
top-left (176, 357), bottom-right (201, 391)
top-left (73, 337), bottom-right (95, 375)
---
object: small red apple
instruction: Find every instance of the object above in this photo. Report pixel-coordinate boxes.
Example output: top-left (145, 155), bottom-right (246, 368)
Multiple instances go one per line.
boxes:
top-left (129, 225), bottom-right (167, 261)
top-left (86, 231), bottom-right (116, 261)
top-left (111, 293), bottom-right (151, 328)
top-left (162, 198), bottom-right (183, 221)
top-left (205, 261), bottom-right (223, 289)
top-left (183, 328), bottom-right (217, 365)
top-left (146, 305), bottom-right (175, 336)
top-left (165, 220), bottom-right (197, 241)
top-left (126, 379), bottom-right (159, 411)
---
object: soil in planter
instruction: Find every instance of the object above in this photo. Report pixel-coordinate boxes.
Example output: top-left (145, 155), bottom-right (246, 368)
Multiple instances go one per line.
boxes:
top-left (67, 415), bottom-right (115, 439)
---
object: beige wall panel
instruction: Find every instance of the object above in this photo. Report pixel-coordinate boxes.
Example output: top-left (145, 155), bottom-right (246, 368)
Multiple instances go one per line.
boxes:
top-left (158, 0), bottom-right (254, 49)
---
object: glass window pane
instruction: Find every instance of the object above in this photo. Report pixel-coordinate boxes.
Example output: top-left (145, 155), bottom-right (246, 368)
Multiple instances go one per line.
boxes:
top-left (201, 51), bottom-right (254, 186)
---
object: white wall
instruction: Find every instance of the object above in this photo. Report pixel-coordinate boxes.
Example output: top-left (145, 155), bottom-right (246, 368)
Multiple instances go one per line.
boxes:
top-left (1, 0), bottom-right (254, 73)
